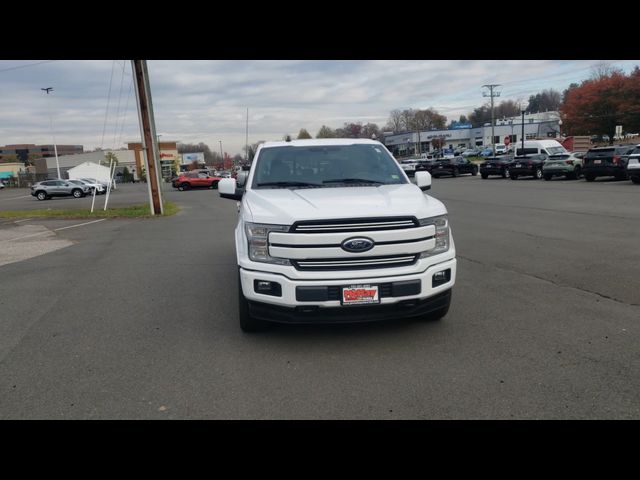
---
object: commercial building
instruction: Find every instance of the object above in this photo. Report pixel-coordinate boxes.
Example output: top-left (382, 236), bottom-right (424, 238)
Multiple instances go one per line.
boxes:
top-left (127, 141), bottom-right (180, 179)
top-left (383, 111), bottom-right (562, 157)
top-left (0, 144), bottom-right (83, 162)
top-left (36, 150), bottom-right (137, 179)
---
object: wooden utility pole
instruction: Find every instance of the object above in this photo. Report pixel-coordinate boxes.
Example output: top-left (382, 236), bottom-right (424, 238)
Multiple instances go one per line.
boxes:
top-left (131, 60), bottom-right (163, 215)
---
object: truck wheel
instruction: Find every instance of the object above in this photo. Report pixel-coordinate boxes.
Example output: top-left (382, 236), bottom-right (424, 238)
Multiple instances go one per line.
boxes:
top-left (238, 273), bottom-right (269, 333)
top-left (452, 168), bottom-right (459, 177)
top-left (471, 167), bottom-right (478, 176)
top-left (421, 291), bottom-right (452, 321)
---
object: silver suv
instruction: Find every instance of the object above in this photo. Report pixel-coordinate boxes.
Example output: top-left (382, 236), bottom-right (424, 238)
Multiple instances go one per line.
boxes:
top-left (30, 180), bottom-right (90, 200)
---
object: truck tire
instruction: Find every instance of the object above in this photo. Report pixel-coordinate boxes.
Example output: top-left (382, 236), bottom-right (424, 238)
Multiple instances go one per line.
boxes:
top-left (510, 174), bottom-right (518, 180)
top-left (238, 273), bottom-right (269, 333)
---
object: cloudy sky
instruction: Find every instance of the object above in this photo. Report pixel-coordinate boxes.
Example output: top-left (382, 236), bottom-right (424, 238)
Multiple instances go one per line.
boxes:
top-left (0, 60), bottom-right (638, 156)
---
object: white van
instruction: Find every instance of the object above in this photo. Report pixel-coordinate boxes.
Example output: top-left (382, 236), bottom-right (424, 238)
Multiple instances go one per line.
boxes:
top-left (515, 140), bottom-right (568, 157)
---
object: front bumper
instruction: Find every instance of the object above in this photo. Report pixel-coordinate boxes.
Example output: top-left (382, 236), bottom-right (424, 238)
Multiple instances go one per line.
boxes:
top-left (240, 257), bottom-right (456, 313)
top-left (248, 289), bottom-right (452, 324)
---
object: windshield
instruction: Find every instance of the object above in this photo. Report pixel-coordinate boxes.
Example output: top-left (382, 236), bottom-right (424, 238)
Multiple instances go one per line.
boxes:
top-left (547, 146), bottom-right (568, 156)
top-left (251, 144), bottom-right (408, 189)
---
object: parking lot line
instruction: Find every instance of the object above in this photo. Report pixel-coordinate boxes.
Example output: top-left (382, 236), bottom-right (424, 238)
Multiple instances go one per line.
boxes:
top-left (53, 219), bottom-right (107, 231)
top-left (0, 195), bottom-right (31, 201)
top-left (2, 218), bottom-right (107, 242)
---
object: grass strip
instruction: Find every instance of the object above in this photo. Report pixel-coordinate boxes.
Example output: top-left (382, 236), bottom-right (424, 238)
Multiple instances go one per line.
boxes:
top-left (0, 202), bottom-right (180, 219)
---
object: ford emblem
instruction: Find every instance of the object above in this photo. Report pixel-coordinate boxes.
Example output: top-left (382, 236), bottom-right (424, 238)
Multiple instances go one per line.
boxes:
top-left (341, 237), bottom-right (374, 253)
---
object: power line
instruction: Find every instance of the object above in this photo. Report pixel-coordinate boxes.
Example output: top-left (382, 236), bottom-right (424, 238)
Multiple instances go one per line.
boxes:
top-left (0, 60), bottom-right (58, 74)
top-left (100, 60), bottom-right (116, 149)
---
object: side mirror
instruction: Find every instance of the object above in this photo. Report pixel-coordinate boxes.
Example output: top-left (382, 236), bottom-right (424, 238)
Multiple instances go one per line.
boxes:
top-left (415, 171), bottom-right (431, 191)
top-left (219, 178), bottom-right (243, 200)
top-left (236, 171), bottom-right (249, 188)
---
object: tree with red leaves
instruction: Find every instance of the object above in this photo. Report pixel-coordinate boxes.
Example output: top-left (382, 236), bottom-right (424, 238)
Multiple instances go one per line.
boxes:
top-left (561, 67), bottom-right (640, 144)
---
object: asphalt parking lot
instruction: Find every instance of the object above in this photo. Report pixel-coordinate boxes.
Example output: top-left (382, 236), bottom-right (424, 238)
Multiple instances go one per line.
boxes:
top-left (0, 176), bottom-right (638, 419)
top-left (0, 182), bottom-right (176, 211)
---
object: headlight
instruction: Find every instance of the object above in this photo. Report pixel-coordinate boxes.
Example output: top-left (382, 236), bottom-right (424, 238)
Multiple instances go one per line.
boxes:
top-left (245, 222), bottom-right (291, 266)
top-left (418, 215), bottom-right (449, 258)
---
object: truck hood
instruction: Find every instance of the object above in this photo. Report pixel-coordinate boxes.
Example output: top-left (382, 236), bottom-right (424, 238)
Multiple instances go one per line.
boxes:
top-left (243, 184), bottom-right (447, 224)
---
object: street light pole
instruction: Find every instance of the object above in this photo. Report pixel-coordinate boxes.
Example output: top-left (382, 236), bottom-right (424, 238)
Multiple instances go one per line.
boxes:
top-left (41, 87), bottom-right (60, 179)
top-left (219, 140), bottom-right (224, 167)
top-left (521, 110), bottom-right (526, 155)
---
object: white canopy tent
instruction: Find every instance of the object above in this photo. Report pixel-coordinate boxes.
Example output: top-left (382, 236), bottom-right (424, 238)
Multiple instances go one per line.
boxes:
top-left (67, 162), bottom-right (112, 184)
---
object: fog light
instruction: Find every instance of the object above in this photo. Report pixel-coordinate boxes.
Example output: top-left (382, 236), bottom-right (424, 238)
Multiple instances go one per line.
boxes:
top-left (432, 269), bottom-right (451, 287)
top-left (254, 280), bottom-right (282, 297)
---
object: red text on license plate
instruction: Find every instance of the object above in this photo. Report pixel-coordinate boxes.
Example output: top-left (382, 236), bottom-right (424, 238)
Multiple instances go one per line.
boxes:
top-left (342, 285), bottom-right (379, 304)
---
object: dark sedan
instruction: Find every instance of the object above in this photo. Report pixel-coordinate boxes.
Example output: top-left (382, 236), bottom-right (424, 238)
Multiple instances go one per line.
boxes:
top-left (510, 154), bottom-right (547, 180)
top-left (431, 157), bottom-right (478, 178)
top-left (480, 156), bottom-right (514, 179)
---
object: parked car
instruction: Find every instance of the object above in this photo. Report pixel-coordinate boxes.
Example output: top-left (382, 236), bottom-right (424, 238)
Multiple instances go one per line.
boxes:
top-left (415, 159), bottom-right (435, 174)
top-left (217, 138), bottom-right (455, 332)
top-left (480, 148), bottom-right (494, 157)
top-left (173, 171), bottom-right (221, 190)
top-left (625, 145), bottom-right (640, 184)
top-left (461, 148), bottom-right (482, 158)
top-left (582, 145), bottom-right (636, 182)
top-left (399, 158), bottom-right (420, 177)
top-left (480, 156), bottom-right (514, 179)
top-left (494, 143), bottom-right (508, 155)
top-left (542, 153), bottom-right (584, 180)
top-left (509, 154), bottom-right (547, 180)
top-left (30, 180), bottom-right (89, 200)
top-left (431, 157), bottom-right (478, 178)
top-left (67, 178), bottom-right (105, 195)
top-left (514, 139), bottom-right (569, 157)
top-left (78, 178), bottom-right (107, 194)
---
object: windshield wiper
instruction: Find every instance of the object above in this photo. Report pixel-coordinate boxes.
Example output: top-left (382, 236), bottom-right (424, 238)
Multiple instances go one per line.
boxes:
top-left (256, 181), bottom-right (322, 187)
top-left (322, 178), bottom-right (386, 185)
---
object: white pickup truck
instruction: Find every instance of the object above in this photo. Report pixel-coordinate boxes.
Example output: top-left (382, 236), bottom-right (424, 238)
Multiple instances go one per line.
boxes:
top-left (219, 139), bottom-right (456, 332)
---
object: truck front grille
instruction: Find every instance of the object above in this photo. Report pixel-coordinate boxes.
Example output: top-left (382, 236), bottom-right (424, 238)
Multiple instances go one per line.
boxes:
top-left (292, 255), bottom-right (418, 271)
top-left (291, 216), bottom-right (418, 234)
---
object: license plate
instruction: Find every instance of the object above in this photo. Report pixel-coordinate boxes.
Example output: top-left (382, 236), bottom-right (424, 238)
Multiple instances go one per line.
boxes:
top-left (438, 165), bottom-right (443, 169)
top-left (342, 285), bottom-right (380, 305)
top-left (515, 163), bottom-right (521, 167)
top-left (594, 159), bottom-right (602, 164)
